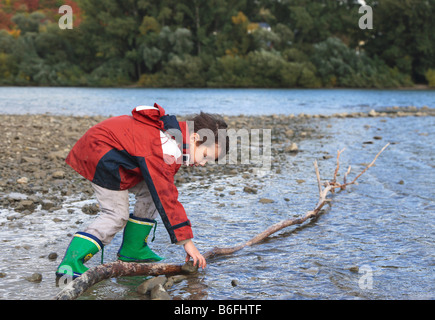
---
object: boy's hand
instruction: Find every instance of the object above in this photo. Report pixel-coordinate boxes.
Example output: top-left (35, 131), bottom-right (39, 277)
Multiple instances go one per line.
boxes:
top-left (183, 240), bottom-right (206, 269)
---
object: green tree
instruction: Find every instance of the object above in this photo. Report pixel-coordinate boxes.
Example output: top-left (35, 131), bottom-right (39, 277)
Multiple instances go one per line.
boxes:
top-left (11, 11), bottom-right (47, 34)
top-left (1, 0), bottom-right (432, 88)
top-left (175, 0), bottom-right (241, 56)
top-left (150, 54), bottom-right (206, 87)
top-left (207, 54), bottom-right (249, 87)
top-left (273, 23), bottom-right (294, 51)
top-left (425, 69), bottom-right (435, 87)
top-left (311, 37), bottom-right (411, 88)
top-left (246, 50), bottom-right (284, 87)
top-left (363, 0), bottom-right (435, 83)
top-left (75, 0), bottom-right (148, 83)
top-left (0, 30), bottom-right (18, 84)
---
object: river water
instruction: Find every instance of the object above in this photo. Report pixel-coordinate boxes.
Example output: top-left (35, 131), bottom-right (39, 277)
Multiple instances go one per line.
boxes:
top-left (0, 87), bottom-right (434, 116)
top-left (0, 87), bottom-right (434, 300)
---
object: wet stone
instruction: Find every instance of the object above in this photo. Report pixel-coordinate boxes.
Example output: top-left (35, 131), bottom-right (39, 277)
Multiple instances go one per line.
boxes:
top-left (137, 275), bottom-right (167, 295)
top-left (168, 275), bottom-right (187, 284)
top-left (15, 200), bottom-right (35, 212)
top-left (41, 200), bottom-right (56, 211)
top-left (25, 273), bottom-right (42, 283)
top-left (164, 277), bottom-right (174, 289)
top-left (48, 252), bottom-right (58, 260)
top-left (51, 170), bottom-right (65, 179)
top-left (348, 266), bottom-right (359, 273)
top-left (6, 213), bottom-right (21, 221)
top-left (150, 284), bottom-right (172, 300)
top-left (17, 177), bottom-right (29, 184)
top-left (243, 186), bottom-right (257, 194)
top-left (81, 203), bottom-right (99, 215)
top-left (284, 143), bottom-right (298, 152)
top-left (181, 261), bottom-right (198, 274)
top-left (259, 198), bottom-right (274, 204)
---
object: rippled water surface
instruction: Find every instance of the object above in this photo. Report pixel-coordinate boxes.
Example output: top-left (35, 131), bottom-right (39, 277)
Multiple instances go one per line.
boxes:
top-left (0, 86), bottom-right (434, 116)
top-left (0, 88), bottom-right (434, 300)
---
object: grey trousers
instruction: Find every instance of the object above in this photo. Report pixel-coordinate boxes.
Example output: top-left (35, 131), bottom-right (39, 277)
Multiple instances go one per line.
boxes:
top-left (84, 181), bottom-right (158, 245)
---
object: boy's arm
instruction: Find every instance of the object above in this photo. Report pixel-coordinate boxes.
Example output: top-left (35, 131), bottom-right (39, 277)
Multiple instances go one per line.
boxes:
top-left (137, 155), bottom-right (193, 244)
top-left (138, 155), bottom-right (206, 268)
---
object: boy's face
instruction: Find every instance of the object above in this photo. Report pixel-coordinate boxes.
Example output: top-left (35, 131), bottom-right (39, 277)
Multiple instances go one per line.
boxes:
top-left (189, 133), bottom-right (221, 166)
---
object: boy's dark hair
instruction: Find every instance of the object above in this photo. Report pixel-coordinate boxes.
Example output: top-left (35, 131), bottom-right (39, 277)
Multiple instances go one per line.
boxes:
top-left (189, 112), bottom-right (230, 158)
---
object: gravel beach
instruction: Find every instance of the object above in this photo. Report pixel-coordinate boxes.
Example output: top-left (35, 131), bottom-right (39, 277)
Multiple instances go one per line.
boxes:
top-left (0, 112), bottom-right (302, 215)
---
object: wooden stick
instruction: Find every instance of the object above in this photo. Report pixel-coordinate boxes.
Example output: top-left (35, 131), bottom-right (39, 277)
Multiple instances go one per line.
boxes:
top-left (332, 148), bottom-right (346, 184)
top-left (53, 144), bottom-right (388, 300)
top-left (330, 143), bottom-right (390, 190)
top-left (348, 143), bottom-right (390, 185)
top-left (203, 145), bottom-right (390, 260)
top-left (53, 261), bottom-right (184, 300)
top-left (343, 165), bottom-right (352, 189)
top-left (314, 160), bottom-right (322, 198)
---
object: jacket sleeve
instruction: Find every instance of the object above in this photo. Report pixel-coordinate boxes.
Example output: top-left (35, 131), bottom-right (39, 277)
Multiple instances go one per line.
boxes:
top-left (137, 155), bottom-right (193, 244)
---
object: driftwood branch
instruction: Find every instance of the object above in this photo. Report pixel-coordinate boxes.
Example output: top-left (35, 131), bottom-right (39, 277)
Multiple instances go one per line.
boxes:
top-left (329, 143), bottom-right (390, 190)
top-left (53, 144), bottom-right (389, 300)
top-left (53, 262), bottom-right (184, 300)
top-left (204, 144), bottom-right (390, 260)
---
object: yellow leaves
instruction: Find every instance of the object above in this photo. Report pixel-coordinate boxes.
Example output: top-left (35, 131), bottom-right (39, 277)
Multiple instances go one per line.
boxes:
top-left (231, 11), bottom-right (248, 25)
top-left (225, 48), bottom-right (238, 57)
top-left (425, 69), bottom-right (435, 87)
top-left (247, 23), bottom-right (259, 33)
top-left (139, 16), bottom-right (160, 36)
top-left (0, 53), bottom-right (11, 78)
top-left (137, 73), bottom-right (161, 87)
top-left (329, 75), bottom-right (337, 87)
top-left (39, 25), bottom-right (47, 33)
top-left (8, 29), bottom-right (21, 38)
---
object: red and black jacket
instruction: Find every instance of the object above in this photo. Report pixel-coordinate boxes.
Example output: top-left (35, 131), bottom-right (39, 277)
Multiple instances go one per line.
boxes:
top-left (65, 103), bottom-right (193, 244)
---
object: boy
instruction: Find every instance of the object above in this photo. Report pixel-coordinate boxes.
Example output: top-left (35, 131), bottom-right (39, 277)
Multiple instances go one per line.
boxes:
top-left (56, 103), bottom-right (228, 279)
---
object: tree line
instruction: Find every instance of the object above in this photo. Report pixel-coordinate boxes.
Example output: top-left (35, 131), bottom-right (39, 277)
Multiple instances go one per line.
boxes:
top-left (0, 0), bottom-right (434, 88)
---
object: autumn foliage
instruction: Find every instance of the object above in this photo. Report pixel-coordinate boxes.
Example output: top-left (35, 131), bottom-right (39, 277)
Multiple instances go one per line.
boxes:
top-left (0, 0), bottom-right (433, 87)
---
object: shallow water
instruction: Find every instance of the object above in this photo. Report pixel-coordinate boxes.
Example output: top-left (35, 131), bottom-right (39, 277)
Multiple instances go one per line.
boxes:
top-left (179, 115), bottom-right (435, 300)
top-left (0, 112), bottom-right (433, 300)
top-left (0, 87), bottom-right (434, 116)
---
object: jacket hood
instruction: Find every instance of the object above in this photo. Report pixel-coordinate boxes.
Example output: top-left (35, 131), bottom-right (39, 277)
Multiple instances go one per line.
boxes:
top-left (131, 103), bottom-right (165, 130)
top-left (132, 104), bottom-right (190, 164)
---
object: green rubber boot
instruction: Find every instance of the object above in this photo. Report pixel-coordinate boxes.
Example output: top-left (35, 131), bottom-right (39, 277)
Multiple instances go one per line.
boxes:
top-left (117, 215), bottom-right (163, 262)
top-left (55, 232), bottom-right (103, 280)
